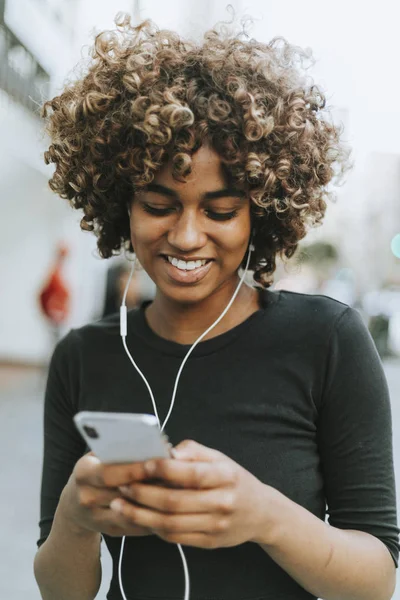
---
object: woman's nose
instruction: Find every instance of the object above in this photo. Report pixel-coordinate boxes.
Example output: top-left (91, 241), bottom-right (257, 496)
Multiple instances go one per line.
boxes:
top-left (167, 212), bottom-right (207, 252)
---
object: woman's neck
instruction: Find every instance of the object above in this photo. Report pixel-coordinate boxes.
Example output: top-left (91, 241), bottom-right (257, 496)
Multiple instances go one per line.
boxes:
top-left (145, 282), bottom-right (261, 345)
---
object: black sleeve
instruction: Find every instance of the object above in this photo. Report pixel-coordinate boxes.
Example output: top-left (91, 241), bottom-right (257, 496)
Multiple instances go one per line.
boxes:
top-left (37, 330), bottom-right (86, 548)
top-left (317, 306), bottom-right (399, 568)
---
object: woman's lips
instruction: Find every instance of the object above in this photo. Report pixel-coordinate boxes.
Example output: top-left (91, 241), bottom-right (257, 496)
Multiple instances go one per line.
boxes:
top-left (161, 256), bottom-right (213, 284)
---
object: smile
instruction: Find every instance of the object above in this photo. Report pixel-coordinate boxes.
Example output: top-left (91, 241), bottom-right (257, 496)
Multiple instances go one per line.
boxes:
top-left (161, 255), bottom-right (214, 284)
top-left (166, 256), bottom-right (210, 271)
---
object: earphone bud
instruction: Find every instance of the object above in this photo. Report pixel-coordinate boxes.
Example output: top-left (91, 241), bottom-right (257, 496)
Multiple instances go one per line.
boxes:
top-left (249, 228), bottom-right (256, 253)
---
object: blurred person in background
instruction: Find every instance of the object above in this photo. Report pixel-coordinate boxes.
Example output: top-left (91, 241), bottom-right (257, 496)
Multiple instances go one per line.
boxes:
top-left (34, 14), bottom-right (398, 600)
top-left (102, 262), bottom-right (142, 317)
top-left (38, 242), bottom-right (70, 342)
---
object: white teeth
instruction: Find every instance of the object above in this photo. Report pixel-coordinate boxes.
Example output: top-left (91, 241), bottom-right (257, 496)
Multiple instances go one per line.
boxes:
top-left (167, 256), bottom-right (208, 271)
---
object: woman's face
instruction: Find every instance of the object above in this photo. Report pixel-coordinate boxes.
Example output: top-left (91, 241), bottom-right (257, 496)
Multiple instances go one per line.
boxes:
top-left (129, 144), bottom-right (252, 306)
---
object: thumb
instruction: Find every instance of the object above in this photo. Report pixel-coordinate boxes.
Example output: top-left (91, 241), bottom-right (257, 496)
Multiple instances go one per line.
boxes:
top-left (172, 439), bottom-right (223, 462)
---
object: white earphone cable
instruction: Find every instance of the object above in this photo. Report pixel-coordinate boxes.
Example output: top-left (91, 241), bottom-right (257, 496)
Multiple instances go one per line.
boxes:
top-left (160, 242), bottom-right (253, 434)
top-left (118, 239), bottom-right (254, 600)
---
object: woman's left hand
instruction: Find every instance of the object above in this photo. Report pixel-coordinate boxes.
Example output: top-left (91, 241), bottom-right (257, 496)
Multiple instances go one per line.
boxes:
top-left (110, 440), bottom-right (272, 549)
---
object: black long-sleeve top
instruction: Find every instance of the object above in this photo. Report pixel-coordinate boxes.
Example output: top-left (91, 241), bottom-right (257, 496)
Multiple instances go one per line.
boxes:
top-left (37, 289), bottom-right (399, 600)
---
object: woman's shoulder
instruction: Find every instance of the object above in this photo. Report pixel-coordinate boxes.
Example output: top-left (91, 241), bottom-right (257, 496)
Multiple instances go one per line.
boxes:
top-left (56, 308), bottom-right (140, 353)
top-left (264, 289), bottom-right (359, 339)
top-left (268, 288), bottom-right (351, 319)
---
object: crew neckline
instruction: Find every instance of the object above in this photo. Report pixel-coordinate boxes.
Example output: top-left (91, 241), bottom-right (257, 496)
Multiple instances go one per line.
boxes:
top-left (127, 288), bottom-right (278, 357)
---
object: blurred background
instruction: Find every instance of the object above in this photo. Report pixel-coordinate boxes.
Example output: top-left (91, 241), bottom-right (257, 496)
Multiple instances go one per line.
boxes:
top-left (1, 0), bottom-right (399, 598)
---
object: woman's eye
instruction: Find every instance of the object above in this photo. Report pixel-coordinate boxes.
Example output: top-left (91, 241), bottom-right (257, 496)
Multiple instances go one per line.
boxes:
top-left (142, 203), bottom-right (238, 221)
top-left (142, 204), bottom-right (174, 216)
top-left (205, 210), bottom-right (238, 221)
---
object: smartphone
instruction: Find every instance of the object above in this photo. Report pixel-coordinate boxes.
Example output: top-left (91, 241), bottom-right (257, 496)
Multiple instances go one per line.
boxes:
top-left (73, 411), bottom-right (172, 464)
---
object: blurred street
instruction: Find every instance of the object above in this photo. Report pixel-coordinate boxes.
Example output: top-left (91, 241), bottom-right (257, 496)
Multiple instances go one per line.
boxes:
top-left (0, 360), bottom-right (399, 600)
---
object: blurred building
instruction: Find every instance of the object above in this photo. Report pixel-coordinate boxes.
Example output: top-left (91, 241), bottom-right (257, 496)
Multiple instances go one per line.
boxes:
top-left (248, 1), bottom-right (400, 302)
top-left (360, 152), bottom-right (400, 289)
top-left (308, 150), bottom-right (400, 298)
top-left (280, 102), bottom-right (400, 303)
top-left (0, 0), bottom-right (95, 365)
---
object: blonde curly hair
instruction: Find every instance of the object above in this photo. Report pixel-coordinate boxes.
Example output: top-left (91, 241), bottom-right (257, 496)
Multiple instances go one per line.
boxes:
top-left (42, 13), bottom-right (350, 288)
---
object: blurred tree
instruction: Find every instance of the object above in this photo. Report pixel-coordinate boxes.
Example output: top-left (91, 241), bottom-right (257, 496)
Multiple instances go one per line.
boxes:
top-left (368, 315), bottom-right (390, 358)
top-left (296, 241), bottom-right (339, 290)
top-left (297, 241), bottom-right (338, 265)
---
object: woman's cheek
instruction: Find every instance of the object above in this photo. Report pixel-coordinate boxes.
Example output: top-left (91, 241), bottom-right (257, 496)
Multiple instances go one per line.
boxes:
top-left (130, 217), bottom-right (163, 250)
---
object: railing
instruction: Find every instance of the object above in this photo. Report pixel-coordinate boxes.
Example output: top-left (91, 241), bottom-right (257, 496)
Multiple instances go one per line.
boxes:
top-left (0, 18), bottom-right (50, 115)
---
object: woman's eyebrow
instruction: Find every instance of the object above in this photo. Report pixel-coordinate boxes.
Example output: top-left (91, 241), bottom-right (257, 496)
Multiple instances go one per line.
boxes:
top-left (145, 183), bottom-right (244, 199)
top-left (145, 183), bottom-right (177, 197)
top-left (205, 188), bottom-right (244, 200)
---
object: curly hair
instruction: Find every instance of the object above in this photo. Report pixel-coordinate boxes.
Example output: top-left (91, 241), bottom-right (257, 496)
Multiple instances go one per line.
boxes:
top-left (42, 13), bottom-right (350, 288)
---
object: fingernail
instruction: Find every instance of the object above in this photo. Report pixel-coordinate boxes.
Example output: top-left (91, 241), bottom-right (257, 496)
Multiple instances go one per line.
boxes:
top-left (145, 461), bottom-right (156, 475)
top-left (119, 486), bottom-right (130, 495)
top-left (171, 448), bottom-right (184, 459)
top-left (110, 499), bottom-right (123, 513)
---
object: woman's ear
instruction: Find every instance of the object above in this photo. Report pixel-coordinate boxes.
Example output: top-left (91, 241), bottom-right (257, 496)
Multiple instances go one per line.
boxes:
top-left (127, 197), bottom-right (135, 217)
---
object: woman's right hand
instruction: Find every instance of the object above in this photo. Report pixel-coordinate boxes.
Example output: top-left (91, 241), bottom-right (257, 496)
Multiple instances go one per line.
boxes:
top-left (60, 452), bottom-right (153, 538)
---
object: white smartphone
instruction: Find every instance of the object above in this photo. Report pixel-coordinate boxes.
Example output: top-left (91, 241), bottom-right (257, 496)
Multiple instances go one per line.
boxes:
top-left (73, 411), bottom-right (172, 464)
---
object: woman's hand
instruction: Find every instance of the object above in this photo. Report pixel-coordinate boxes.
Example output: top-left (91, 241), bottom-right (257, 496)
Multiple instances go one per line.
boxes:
top-left (60, 452), bottom-right (156, 538)
top-left (111, 440), bottom-right (270, 549)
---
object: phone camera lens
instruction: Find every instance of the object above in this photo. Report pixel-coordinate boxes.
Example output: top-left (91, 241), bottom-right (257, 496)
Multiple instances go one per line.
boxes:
top-left (83, 425), bottom-right (99, 439)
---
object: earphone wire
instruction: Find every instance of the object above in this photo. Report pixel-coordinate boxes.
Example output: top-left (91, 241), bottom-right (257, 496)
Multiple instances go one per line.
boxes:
top-left (118, 239), bottom-right (254, 600)
top-left (161, 242), bottom-right (253, 433)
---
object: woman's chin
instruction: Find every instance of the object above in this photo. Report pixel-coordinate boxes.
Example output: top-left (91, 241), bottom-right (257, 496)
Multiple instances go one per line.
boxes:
top-left (157, 282), bottom-right (214, 306)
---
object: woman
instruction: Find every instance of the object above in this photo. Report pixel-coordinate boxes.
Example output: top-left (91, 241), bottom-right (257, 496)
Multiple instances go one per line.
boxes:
top-left (34, 15), bottom-right (399, 600)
